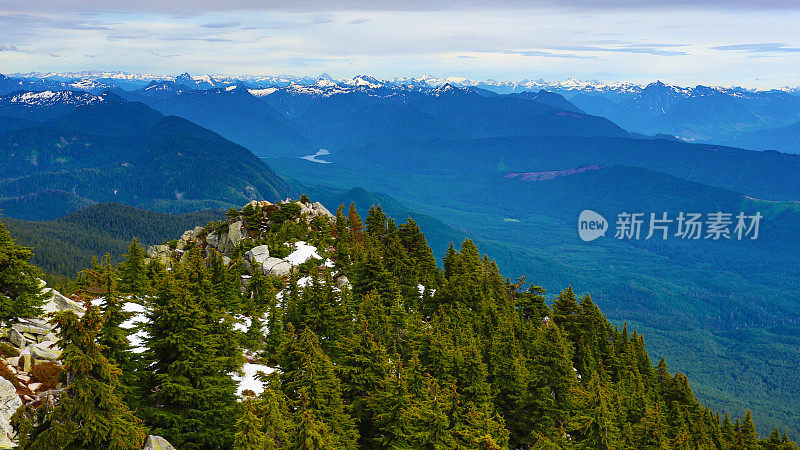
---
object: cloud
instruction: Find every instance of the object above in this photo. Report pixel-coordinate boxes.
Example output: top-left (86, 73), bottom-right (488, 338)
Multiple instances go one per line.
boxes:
top-left (501, 49), bottom-right (596, 59)
top-left (158, 36), bottom-right (234, 42)
top-left (0, 43), bottom-right (18, 51)
top-left (1, 0), bottom-right (799, 14)
top-left (553, 44), bottom-right (687, 56)
top-left (200, 21), bottom-right (241, 28)
top-left (711, 43), bottom-right (800, 52)
top-left (150, 51), bottom-right (179, 57)
top-left (0, 13), bottom-right (111, 31)
top-left (349, 18), bottom-right (369, 24)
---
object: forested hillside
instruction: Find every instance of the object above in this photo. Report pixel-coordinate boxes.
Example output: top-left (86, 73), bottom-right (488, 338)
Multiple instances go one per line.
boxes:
top-left (3, 199), bottom-right (795, 448)
top-left (3, 203), bottom-right (224, 279)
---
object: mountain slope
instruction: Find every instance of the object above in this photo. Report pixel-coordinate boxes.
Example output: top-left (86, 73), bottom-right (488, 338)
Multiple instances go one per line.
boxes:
top-left (0, 99), bottom-right (295, 219)
top-left (3, 203), bottom-right (224, 278)
top-left (127, 87), bottom-right (313, 157)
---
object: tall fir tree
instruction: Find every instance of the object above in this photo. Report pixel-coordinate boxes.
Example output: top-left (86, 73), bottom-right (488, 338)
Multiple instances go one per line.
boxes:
top-left (0, 218), bottom-right (47, 322)
top-left (22, 303), bottom-right (146, 449)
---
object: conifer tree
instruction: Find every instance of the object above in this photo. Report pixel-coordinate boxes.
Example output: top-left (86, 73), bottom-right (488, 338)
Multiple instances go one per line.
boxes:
top-left (279, 326), bottom-right (359, 449)
top-left (234, 396), bottom-right (268, 450)
top-left (0, 218), bottom-right (47, 322)
top-left (97, 258), bottom-right (137, 400)
top-left (260, 376), bottom-right (291, 449)
top-left (24, 303), bottom-right (146, 449)
top-left (525, 320), bottom-right (577, 440)
top-left (118, 238), bottom-right (147, 294)
top-left (336, 316), bottom-right (390, 445)
top-left (141, 254), bottom-right (242, 449)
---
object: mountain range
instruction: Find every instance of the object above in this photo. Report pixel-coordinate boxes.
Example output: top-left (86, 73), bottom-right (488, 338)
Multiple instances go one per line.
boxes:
top-left (2, 71), bottom-right (800, 437)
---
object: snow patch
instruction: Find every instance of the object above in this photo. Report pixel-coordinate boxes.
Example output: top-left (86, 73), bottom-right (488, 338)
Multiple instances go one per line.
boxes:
top-left (233, 363), bottom-right (274, 397)
top-left (285, 241), bottom-right (323, 266)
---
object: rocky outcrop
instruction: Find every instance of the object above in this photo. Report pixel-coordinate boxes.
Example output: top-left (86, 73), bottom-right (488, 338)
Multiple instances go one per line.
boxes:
top-left (41, 289), bottom-right (85, 316)
top-left (143, 435), bottom-right (176, 450)
top-left (146, 245), bottom-right (171, 267)
top-left (211, 221), bottom-right (245, 254)
top-left (244, 245), bottom-right (270, 266)
top-left (259, 257), bottom-right (293, 277)
top-left (146, 200), bottom-right (334, 279)
top-left (0, 378), bottom-right (21, 448)
top-left (300, 201), bottom-right (333, 219)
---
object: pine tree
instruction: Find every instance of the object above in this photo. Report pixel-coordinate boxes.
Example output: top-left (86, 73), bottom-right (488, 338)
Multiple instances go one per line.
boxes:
top-left (97, 258), bottom-right (137, 402)
top-left (260, 377), bottom-right (291, 449)
top-left (118, 238), bottom-right (148, 294)
top-left (141, 255), bottom-right (242, 449)
top-left (0, 218), bottom-right (47, 322)
top-left (279, 326), bottom-right (359, 449)
top-left (336, 316), bottom-right (390, 446)
top-left (740, 410), bottom-right (760, 448)
top-left (24, 303), bottom-right (146, 449)
top-left (234, 396), bottom-right (268, 450)
top-left (569, 373), bottom-right (622, 449)
top-left (525, 320), bottom-right (577, 441)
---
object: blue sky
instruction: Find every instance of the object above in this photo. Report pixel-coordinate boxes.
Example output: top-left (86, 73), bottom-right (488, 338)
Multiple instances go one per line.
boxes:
top-left (2, 1), bottom-right (800, 87)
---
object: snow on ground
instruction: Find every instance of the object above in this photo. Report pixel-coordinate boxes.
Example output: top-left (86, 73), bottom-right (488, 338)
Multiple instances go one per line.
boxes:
top-left (297, 276), bottom-right (313, 288)
top-left (233, 315), bottom-right (252, 333)
top-left (285, 241), bottom-right (323, 266)
top-left (233, 363), bottom-right (274, 397)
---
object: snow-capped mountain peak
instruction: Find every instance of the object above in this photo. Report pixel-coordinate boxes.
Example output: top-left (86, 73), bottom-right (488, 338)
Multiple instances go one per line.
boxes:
top-left (2, 90), bottom-right (104, 107)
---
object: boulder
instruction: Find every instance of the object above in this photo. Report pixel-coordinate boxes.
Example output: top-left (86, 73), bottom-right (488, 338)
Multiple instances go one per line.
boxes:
top-left (146, 245), bottom-right (172, 267)
top-left (261, 258), bottom-right (292, 277)
top-left (13, 323), bottom-right (49, 336)
top-left (21, 354), bottom-right (33, 372)
top-left (206, 231), bottom-right (220, 248)
top-left (335, 275), bottom-right (350, 289)
top-left (227, 221), bottom-right (245, 247)
top-left (244, 245), bottom-right (270, 266)
top-left (9, 329), bottom-right (25, 348)
top-left (0, 377), bottom-right (21, 447)
top-left (143, 435), bottom-right (176, 450)
top-left (21, 341), bottom-right (60, 362)
top-left (41, 288), bottom-right (85, 316)
top-left (311, 202), bottom-right (334, 218)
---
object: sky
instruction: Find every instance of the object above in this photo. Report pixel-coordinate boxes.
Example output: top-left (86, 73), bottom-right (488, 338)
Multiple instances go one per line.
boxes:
top-left (2, 0), bottom-right (800, 88)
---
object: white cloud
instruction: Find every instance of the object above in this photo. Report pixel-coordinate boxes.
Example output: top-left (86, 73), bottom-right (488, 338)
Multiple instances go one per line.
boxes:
top-left (0, 6), bottom-right (798, 88)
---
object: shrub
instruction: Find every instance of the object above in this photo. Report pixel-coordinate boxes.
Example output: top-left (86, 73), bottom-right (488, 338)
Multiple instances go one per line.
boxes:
top-left (0, 342), bottom-right (19, 357)
top-left (31, 362), bottom-right (62, 391)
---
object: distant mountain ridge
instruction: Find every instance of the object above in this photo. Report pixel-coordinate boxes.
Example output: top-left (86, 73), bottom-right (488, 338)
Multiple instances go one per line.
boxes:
top-left (0, 97), bottom-right (295, 219)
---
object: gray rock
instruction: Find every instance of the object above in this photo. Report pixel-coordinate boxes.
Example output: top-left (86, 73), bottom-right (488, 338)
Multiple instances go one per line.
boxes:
top-left (311, 202), bottom-right (334, 218)
top-left (261, 258), bottom-right (293, 277)
top-left (244, 245), bottom-right (270, 266)
top-left (228, 221), bottom-right (245, 248)
top-left (217, 221), bottom-right (246, 254)
top-left (335, 275), bottom-right (350, 289)
top-left (12, 323), bottom-right (50, 336)
top-left (206, 231), bottom-right (219, 248)
top-left (41, 288), bottom-right (85, 316)
top-left (0, 377), bottom-right (21, 447)
top-left (23, 341), bottom-right (60, 361)
top-left (9, 329), bottom-right (25, 348)
top-left (143, 435), bottom-right (176, 450)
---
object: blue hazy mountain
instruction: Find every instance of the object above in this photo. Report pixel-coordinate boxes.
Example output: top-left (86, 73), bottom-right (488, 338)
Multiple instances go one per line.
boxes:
top-left (0, 96), bottom-right (294, 219)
